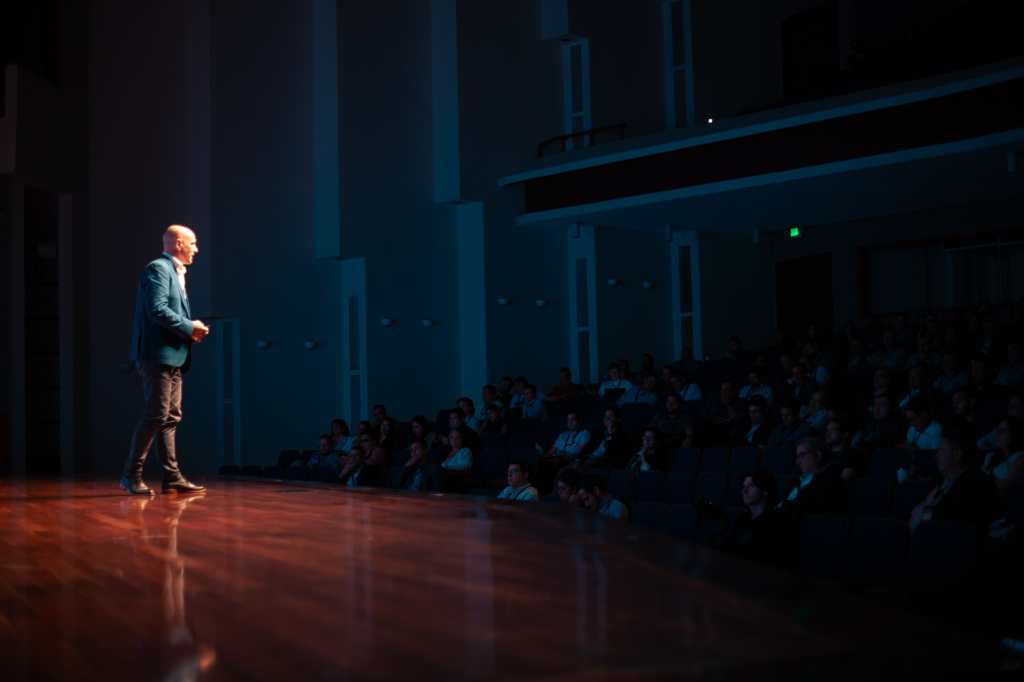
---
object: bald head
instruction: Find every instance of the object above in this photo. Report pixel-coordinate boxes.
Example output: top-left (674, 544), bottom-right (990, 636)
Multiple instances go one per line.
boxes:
top-left (163, 224), bottom-right (198, 266)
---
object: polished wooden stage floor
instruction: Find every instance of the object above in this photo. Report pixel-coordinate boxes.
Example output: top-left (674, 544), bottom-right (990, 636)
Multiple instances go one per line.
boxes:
top-left (0, 479), bottom-right (978, 680)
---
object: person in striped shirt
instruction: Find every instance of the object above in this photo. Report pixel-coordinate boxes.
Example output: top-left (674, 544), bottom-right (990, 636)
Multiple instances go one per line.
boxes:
top-left (496, 462), bottom-right (539, 502)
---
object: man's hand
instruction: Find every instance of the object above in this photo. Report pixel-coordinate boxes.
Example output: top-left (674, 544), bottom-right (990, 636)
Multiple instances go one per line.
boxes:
top-left (191, 320), bottom-right (210, 343)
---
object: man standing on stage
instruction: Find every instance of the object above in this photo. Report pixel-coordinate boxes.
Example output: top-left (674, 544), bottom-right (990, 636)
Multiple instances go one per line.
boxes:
top-left (121, 225), bottom-right (209, 495)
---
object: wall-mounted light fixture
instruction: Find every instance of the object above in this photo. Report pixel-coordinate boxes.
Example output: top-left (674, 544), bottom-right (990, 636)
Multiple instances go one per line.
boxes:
top-left (534, 299), bottom-right (547, 308)
top-left (303, 340), bottom-right (319, 350)
top-left (421, 319), bottom-right (435, 328)
top-left (496, 297), bottom-right (510, 306)
top-left (380, 318), bottom-right (395, 327)
top-left (255, 339), bottom-right (272, 350)
top-left (642, 280), bottom-right (655, 290)
top-left (606, 277), bottom-right (622, 287)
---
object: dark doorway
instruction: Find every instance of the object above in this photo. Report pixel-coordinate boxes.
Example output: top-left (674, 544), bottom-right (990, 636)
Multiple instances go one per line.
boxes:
top-left (776, 253), bottom-right (833, 340)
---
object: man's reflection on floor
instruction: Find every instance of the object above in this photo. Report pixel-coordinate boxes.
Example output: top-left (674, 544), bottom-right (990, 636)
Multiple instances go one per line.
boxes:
top-left (122, 494), bottom-right (216, 681)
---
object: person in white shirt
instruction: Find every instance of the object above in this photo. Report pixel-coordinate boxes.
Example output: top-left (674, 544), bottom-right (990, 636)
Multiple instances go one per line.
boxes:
top-left (329, 418), bottom-right (355, 454)
top-left (496, 462), bottom-right (539, 502)
top-left (457, 397), bottom-right (482, 430)
top-left (520, 384), bottom-right (546, 420)
top-left (441, 428), bottom-right (473, 472)
top-left (669, 372), bottom-right (703, 403)
top-left (548, 412), bottom-right (591, 458)
top-left (738, 370), bottom-right (774, 405)
top-left (508, 376), bottom-right (529, 410)
top-left (577, 474), bottom-right (629, 521)
top-left (598, 364), bottom-right (632, 398)
top-left (618, 374), bottom-right (659, 407)
top-left (477, 384), bottom-right (505, 422)
top-left (903, 396), bottom-right (942, 450)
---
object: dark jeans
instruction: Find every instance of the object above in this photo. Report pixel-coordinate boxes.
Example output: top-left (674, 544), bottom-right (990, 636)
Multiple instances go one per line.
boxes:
top-left (123, 363), bottom-right (185, 483)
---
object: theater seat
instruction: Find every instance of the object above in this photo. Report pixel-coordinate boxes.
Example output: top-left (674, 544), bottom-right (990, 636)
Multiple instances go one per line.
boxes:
top-left (701, 448), bottom-right (730, 474)
top-left (891, 480), bottom-right (933, 519)
top-left (634, 470), bottom-right (667, 503)
top-left (909, 520), bottom-right (981, 586)
top-left (761, 447), bottom-right (794, 475)
top-left (846, 477), bottom-right (891, 517)
top-left (798, 516), bottom-right (851, 580)
top-left (666, 473), bottom-right (695, 504)
top-left (730, 447), bottom-right (759, 478)
top-left (848, 516), bottom-right (909, 586)
top-left (670, 448), bottom-right (701, 475)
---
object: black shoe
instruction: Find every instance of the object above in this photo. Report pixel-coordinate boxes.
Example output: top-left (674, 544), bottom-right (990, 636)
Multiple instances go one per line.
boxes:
top-left (120, 477), bottom-right (154, 496)
top-left (162, 478), bottom-right (207, 494)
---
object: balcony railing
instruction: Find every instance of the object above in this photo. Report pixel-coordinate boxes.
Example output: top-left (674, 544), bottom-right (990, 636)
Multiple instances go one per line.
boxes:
top-left (536, 122), bottom-right (627, 158)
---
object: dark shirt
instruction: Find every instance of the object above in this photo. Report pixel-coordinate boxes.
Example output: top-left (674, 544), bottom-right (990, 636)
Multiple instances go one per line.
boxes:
top-left (651, 412), bottom-right (690, 448)
top-left (768, 422), bottom-right (809, 448)
top-left (778, 465), bottom-right (847, 518)
top-left (723, 508), bottom-right (785, 566)
top-left (931, 468), bottom-right (1001, 529)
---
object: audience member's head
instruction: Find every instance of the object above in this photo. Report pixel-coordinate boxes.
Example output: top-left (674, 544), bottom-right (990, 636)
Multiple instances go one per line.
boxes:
top-left (408, 440), bottom-right (426, 464)
top-left (410, 415), bottom-right (431, 441)
top-left (457, 397), bottom-right (475, 417)
top-left (937, 428), bottom-right (974, 480)
top-left (795, 436), bottom-right (826, 476)
top-left (873, 368), bottom-right (891, 393)
top-left (378, 417), bottom-right (395, 440)
top-left (641, 352), bottom-right (655, 373)
top-left (665, 393), bottom-right (682, 416)
top-left (357, 420), bottom-right (372, 437)
top-left (741, 471), bottom-right (778, 511)
top-left (791, 362), bottom-right (808, 384)
top-left (641, 374), bottom-right (658, 393)
top-left (555, 467), bottom-right (581, 503)
top-left (566, 411), bottom-right (581, 432)
top-left (640, 428), bottom-right (658, 453)
top-left (747, 395), bottom-right (768, 426)
top-left (780, 400), bottom-right (800, 428)
top-left (907, 365), bottom-right (925, 390)
top-left (372, 404), bottom-right (387, 422)
top-left (506, 462), bottom-right (530, 489)
top-left (606, 363), bottom-right (622, 382)
top-left (524, 384), bottom-right (538, 403)
top-left (330, 419), bottom-right (350, 438)
top-left (449, 428), bottom-right (464, 452)
top-left (319, 434), bottom-right (332, 454)
top-left (482, 384), bottom-right (498, 405)
top-left (720, 380), bottom-right (737, 405)
top-left (747, 369), bottom-right (763, 387)
top-left (602, 407), bottom-right (620, 432)
top-left (448, 410), bottom-right (465, 431)
top-left (577, 474), bottom-right (610, 510)
top-left (873, 394), bottom-right (893, 421)
top-left (559, 367), bottom-right (573, 385)
top-left (904, 396), bottom-right (934, 431)
top-left (825, 418), bottom-right (848, 449)
top-left (485, 405), bottom-right (503, 425)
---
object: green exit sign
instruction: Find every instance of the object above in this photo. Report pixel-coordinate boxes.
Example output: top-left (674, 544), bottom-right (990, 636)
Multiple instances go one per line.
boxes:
top-left (788, 227), bottom-right (801, 238)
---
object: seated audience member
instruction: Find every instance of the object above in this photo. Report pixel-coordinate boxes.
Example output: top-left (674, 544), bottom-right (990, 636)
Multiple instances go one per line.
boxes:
top-left (496, 376), bottom-right (514, 406)
top-left (977, 392), bottom-right (1024, 450)
top-left (709, 380), bottom-right (743, 443)
top-left (981, 417), bottom-right (1024, 492)
top-left (949, 388), bottom-right (976, 431)
top-left (671, 371), bottom-right (703, 403)
top-left (577, 474), bottom-right (630, 521)
top-left (548, 412), bottom-right (591, 458)
top-left (339, 445), bottom-right (366, 487)
top-left (478, 405), bottom-right (508, 437)
top-left (846, 338), bottom-right (867, 374)
top-left (777, 437), bottom-right (846, 518)
top-left (910, 428), bottom-right (1000, 532)
top-left (371, 404), bottom-right (388, 429)
top-left (932, 352), bottom-right (968, 396)
top-left (457, 397), bottom-right (482, 430)
top-left (852, 395), bottom-right (904, 450)
top-left (496, 462), bottom-right (540, 502)
top-left (554, 467), bottom-right (582, 504)
top-left (357, 432), bottom-right (390, 486)
top-left (739, 370), bottom-right (774, 405)
top-left (627, 428), bottom-right (667, 473)
top-left (802, 342), bottom-right (831, 387)
top-left (545, 367), bottom-right (582, 403)
top-left (994, 342), bottom-right (1024, 387)
top-left (800, 389), bottom-right (830, 432)
top-left (520, 384), bottom-right (546, 420)
top-left (400, 440), bottom-right (429, 491)
top-left (508, 376), bottom-right (530, 410)
top-left (409, 415), bottom-right (436, 451)
top-left (877, 330), bottom-right (907, 369)
top-left (899, 366), bottom-right (926, 410)
top-left (618, 374), bottom-right (659, 407)
top-left (723, 471), bottom-right (783, 565)
top-left (641, 352), bottom-right (656, 376)
top-left (440, 428), bottom-right (473, 473)
top-left (784, 363), bottom-right (817, 406)
top-left (904, 396), bottom-right (942, 450)
top-left (723, 335), bottom-right (746, 364)
top-left (598, 363), bottom-right (633, 399)
top-left (329, 419), bottom-right (355, 453)
top-left (477, 384), bottom-right (505, 422)
top-left (377, 417), bottom-right (400, 453)
top-left (356, 420), bottom-right (373, 439)
top-left (585, 408), bottom-right (631, 468)
top-left (768, 400), bottom-right (810, 447)
top-left (826, 418), bottom-right (863, 481)
top-left (741, 396), bottom-right (773, 447)
top-left (651, 394), bottom-right (692, 449)
top-left (307, 434), bottom-right (335, 469)
top-left (436, 410), bottom-right (465, 449)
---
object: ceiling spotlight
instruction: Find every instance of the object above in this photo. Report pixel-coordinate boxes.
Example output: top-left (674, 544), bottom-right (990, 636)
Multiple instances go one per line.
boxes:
top-left (707, 117), bottom-right (714, 124)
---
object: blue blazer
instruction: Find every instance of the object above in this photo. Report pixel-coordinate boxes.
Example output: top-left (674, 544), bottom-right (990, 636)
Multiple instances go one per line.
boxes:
top-left (130, 254), bottom-right (194, 371)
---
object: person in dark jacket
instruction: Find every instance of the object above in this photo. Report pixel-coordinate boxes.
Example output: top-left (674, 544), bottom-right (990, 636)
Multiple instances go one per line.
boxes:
top-left (723, 471), bottom-right (784, 566)
top-left (911, 428), bottom-right (1000, 532)
top-left (777, 436), bottom-right (847, 518)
